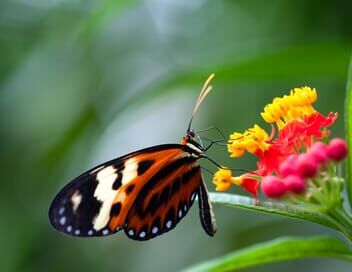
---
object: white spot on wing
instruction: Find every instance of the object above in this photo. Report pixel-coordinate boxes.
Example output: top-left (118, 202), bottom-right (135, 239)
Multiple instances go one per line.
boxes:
top-left (96, 166), bottom-right (117, 181)
top-left (128, 229), bottom-right (134, 236)
top-left (121, 157), bottom-right (138, 185)
top-left (166, 220), bottom-right (172, 229)
top-left (139, 231), bottom-right (146, 238)
top-left (178, 209), bottom-right (182, 218)
top-left (71, 191), bottom-right (82, 213)
top-left (74, 229), bottom-right (80, 236)
top-left (88, 230), bottom-right (94, 236)
top-left (66, 225), bottom-right (72, 232)
top-left (59, 216), bottom-right (66, 226)
top-left (102, 229), bottom-right (109, 235)
top-left (152, 226), bottom-right (158, 234)
top-left (59, 207), bottom-right (65, 215)
top-left (92, 166), bottom-right (118, 231)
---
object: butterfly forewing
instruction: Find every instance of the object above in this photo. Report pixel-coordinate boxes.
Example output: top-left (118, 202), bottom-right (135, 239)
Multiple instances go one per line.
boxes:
top-left (49, 144), bottom-right (187, 237)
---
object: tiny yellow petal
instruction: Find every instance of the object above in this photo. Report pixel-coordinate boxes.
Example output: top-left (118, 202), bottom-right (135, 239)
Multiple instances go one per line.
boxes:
top-left (228, 146), bottom-right (245, 158)
top-left (262, 86), bottom-right (318, 129)
top-left (227, 124), bottom-right (270, 157)
top-left (261, 111), bottom-right (276, 123)
top-left (212, 169), bottom-right (233, 191)
top-left (229, 132), bottom-right (244, 141)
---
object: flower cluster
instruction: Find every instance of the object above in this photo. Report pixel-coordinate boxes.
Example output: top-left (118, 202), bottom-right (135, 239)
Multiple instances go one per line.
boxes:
top-left (212, 87), bottom-right (342, 205)
top-left (261, 138), bottom-right (348, 199)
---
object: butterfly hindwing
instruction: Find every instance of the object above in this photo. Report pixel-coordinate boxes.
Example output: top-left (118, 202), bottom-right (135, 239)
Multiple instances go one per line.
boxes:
top-left (198, 178), bottom-right (217, 236)
top-left (124, 159), bottom-right (202, 240)
top-left (49, 144), bottom-right (187, 237)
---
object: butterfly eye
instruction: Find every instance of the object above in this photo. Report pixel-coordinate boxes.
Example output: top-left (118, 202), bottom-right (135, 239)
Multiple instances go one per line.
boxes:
top-left (188, 129), bottom-right (196, 138)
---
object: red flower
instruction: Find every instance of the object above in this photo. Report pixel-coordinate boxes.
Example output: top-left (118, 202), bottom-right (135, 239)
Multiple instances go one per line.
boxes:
top-left (254, 112), bottom-right (337, 176)
top-left (240, 175), bottom-right (259, 201)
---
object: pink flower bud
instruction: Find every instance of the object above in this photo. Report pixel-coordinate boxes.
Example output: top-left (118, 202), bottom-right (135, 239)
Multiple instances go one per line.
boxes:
top-left (296, 154), bottom-right (318, 178)
top-left (308, 141), bottom-right (328, 164)
top-left (261, 176), bottom-right (287, 198)
top-left (327, 138), bottom-right (348, 161)
top-left (284, 175), bottom-right (306, 194)
top-left (279, 154), bottom-right (299, 177)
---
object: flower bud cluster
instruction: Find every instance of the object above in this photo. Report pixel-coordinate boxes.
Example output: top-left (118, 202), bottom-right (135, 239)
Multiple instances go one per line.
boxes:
top-left (261, 138), bottom-right (348, 199)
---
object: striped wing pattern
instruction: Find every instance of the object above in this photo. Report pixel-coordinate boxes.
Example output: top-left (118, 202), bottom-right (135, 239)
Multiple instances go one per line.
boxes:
top-left (124, 156), bottom-right (202, 240)
top-left (49, 144), bottom-right (216, 240)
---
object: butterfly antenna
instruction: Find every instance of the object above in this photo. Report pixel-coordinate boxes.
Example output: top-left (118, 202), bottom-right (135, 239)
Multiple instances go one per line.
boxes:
top-left (187, 73), bottom-right (215, 132)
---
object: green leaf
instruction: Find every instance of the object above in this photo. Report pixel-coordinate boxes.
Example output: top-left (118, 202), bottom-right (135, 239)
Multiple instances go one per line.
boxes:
top-left (209, 193), bottom-right (340, 230)
top-left (345, 55), bottom-right (352, 209)
top-left (183, 236), bottom-right (352, 272)
top-left (146, 42), bottom-right (350, 89)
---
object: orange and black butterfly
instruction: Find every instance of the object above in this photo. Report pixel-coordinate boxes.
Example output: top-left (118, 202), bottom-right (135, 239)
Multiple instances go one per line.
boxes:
top-left (49, 75), bottom-right (218, 240)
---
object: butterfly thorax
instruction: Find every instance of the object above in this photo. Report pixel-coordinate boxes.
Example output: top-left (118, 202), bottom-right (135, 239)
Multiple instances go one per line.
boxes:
top-left (181, 134), bottom-right (205, 160)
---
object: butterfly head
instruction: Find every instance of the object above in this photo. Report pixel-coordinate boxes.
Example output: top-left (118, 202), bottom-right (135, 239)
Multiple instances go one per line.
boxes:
top-left (181, 129), bottom-right (205, 155)
top-left (182, 129), bottom-right (195, 145)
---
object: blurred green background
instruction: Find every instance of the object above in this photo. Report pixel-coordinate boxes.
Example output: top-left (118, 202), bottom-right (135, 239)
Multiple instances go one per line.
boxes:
top-left (0, 0), bottom-right (351, 271)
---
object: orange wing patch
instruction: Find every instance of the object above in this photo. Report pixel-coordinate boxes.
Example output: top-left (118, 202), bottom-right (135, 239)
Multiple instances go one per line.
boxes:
top-left (123, 161), bottom-right (202, 240)
top-left (49, 144), bottom-right (191, 237)
top-left (107, 148), bottom-right (194, 232)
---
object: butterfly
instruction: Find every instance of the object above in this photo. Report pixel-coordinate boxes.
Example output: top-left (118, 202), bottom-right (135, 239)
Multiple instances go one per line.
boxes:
top-left (49, 74), bottom-right (218, 240)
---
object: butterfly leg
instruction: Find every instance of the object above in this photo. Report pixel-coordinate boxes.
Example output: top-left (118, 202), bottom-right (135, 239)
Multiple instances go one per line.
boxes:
top-left (203, 139), bottom-right (228, 152)
top-left (196, 126), bottom-right (226, 140)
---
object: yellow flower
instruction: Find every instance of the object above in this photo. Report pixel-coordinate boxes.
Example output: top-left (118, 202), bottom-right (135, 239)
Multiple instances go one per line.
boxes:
top-left (291, 86), bottom-right (317, 105)
top-left (261, 86), bottom-right (317, 129)
top-left (227, 124), bottom-right (269, 157)
top-left (212, 169), bottom-right (260, 200)
top-left (212, 169), bottom-right (233, 191)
